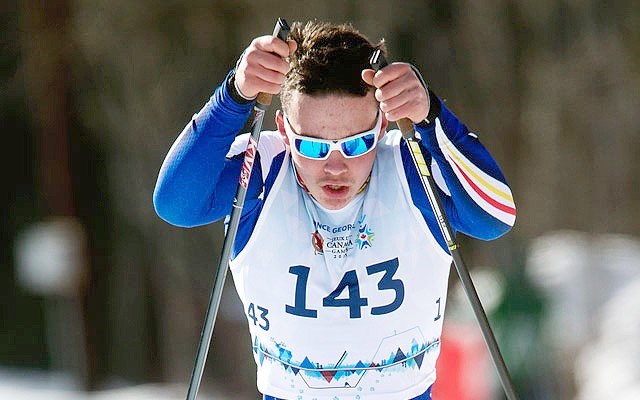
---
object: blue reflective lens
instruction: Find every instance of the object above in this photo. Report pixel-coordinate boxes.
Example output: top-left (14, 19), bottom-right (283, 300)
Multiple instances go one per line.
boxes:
top-left (341, 134), bottom-right (376, 157)
top-left (295, 139), bottom-right (330, 159)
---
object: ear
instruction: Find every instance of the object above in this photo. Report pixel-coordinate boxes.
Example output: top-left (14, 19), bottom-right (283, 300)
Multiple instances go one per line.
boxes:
top-left (275, 110), bottom-right (290, 145)
top-left (378, 111), bottom-right (389, 140)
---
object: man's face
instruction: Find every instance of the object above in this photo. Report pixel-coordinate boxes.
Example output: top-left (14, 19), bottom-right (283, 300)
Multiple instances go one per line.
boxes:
top-left (276, 91), bottom-right (387, 210)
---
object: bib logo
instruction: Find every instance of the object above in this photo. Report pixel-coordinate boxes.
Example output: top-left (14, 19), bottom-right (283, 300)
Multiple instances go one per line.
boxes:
top-left (356, 214), bottom-right (375, 250)
top-left (310, 216), bottom-right (374, 257)
top-left (311, 230), bottom-right (324, 255)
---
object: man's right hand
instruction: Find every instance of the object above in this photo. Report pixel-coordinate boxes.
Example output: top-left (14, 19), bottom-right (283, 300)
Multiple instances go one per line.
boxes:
top-left (234, 36), bottom-right (297, 99)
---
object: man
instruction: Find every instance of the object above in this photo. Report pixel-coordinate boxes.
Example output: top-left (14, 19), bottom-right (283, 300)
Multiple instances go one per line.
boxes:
top-left (154, 20), bottom-right (516, 400)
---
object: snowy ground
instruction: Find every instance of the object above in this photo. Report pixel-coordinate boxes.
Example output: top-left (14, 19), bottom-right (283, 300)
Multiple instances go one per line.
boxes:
top-left (528, 231), bottom-right (640, 400)
top-left (0, 368), bottom-right (225, 400)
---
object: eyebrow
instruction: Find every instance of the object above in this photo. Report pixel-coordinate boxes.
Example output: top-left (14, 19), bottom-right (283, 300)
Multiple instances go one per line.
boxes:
top-left (285, 110), bottom-right (380, 140)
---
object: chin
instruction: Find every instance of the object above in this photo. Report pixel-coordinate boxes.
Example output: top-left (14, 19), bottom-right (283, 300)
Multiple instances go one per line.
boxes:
top-left (323, 202), bottom-right (347, 211)
top-left (318, 195), bottom-right (351, 210)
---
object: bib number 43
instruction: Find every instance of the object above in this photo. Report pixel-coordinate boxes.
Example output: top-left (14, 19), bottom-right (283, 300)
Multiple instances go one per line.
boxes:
top-left (286, 257), bottom-right (404, 319)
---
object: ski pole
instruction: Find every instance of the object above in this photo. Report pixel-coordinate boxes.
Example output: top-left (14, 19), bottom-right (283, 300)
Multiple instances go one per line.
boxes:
top-left (185, 18), bottom-right (290, 400)
top-left (370, 49), bottom-right (519, 400)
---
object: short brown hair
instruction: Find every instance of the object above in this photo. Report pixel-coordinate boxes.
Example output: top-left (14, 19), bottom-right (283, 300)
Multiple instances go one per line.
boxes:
top-left (280, 20), bottom-right (386, 112)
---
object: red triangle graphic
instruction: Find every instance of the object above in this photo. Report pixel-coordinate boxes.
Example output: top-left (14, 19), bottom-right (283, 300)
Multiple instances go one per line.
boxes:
top-left (320, 370), bottom-right (338, 383)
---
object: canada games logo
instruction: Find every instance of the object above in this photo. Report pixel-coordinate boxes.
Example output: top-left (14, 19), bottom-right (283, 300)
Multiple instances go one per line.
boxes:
top-left (355, 214), bottom-right (375, 250)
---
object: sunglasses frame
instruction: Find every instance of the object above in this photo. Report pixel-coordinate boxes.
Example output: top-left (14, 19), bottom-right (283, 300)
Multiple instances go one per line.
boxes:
top-left (283, 110), bottom-right (383, 160)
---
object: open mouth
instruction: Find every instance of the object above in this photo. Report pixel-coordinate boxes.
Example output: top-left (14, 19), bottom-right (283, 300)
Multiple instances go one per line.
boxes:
top-left (322, 184), bottom-right (349, 196)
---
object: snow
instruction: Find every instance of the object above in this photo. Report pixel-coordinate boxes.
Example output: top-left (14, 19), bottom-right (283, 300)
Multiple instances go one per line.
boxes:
top-left (0, 368), bottom-right (224, 400)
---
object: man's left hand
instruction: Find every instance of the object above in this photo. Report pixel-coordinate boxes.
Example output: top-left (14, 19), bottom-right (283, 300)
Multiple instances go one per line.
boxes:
top-left (362, 63), bottom-right (429, 124)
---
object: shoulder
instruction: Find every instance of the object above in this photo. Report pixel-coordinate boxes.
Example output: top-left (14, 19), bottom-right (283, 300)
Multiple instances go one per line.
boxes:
top-left (378, 129), bottom-right (403, 151)
top-left (257, 130), bottom-right (286, 160)
top-left (226, 130), bottom-right (286, 159)
top-left (375, 129), bottom-right (405, 173)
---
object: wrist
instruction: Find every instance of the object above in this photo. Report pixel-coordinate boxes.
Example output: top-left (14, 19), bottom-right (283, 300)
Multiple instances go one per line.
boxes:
top-left (416, 89), bottom-right (441, 127)
top-left (407, 63), bottom-right (439, 127)
top-left (227, 72), bottom-right (255, 104)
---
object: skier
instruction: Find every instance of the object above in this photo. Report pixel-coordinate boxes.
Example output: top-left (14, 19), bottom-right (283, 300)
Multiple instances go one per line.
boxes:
top-left (154, 19), bottom-right (516, 400)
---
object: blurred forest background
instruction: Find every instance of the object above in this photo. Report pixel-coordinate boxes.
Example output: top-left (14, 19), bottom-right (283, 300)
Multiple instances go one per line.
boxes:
top-left (2, 1), bottom-right (639, 399)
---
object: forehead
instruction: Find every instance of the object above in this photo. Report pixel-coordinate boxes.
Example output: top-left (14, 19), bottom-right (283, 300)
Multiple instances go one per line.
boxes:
top-left (285, 91), bottom-right (379, 140)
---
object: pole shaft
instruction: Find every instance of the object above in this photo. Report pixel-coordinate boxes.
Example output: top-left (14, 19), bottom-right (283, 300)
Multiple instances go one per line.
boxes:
top-left (185, 103), bottom-right (267, 400)
top-left (405, 136), bottom-right (519, 400)
top-left (185, 18), bottom-right (289, 400)
top-left (451, 250), bottom-right (519, 400)
top-left (370, 48), bottom-right (518, 399)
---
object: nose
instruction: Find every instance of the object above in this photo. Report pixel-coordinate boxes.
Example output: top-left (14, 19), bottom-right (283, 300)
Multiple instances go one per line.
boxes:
top-left (323, 149), bottom-right (348, 175)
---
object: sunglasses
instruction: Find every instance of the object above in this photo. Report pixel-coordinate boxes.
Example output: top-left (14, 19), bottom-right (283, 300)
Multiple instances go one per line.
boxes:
top-left (283, 111), bottom-right (383, 160)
